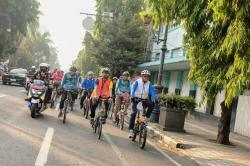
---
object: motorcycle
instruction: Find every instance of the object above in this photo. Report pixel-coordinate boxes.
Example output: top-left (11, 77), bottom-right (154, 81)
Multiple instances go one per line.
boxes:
top-left (26, 80), bottom-right (47, 118)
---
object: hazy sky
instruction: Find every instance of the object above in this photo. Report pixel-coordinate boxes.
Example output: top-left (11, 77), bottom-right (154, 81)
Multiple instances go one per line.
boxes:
top-left (37, 0), bottom-right (96, 70)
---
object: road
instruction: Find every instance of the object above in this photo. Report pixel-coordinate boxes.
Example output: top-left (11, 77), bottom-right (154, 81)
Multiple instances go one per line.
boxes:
top-left (0, 83), bottom-right (198, 166)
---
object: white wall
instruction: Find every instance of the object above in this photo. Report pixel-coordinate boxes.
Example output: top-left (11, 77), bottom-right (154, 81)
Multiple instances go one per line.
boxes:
top-left (213, 90), bottom-right (225, 117)
top-left (181, 71), bottom-right (190, 96)
top-left (195, 87), bottom-right (207, 113)
top-left (234, 95), bottom-right (250, 137)
top-left (168, 72), bottom-right (178, 94)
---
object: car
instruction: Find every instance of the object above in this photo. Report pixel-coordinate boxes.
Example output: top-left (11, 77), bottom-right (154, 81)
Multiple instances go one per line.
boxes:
top-left (2, 68), bottom-right (27, 86)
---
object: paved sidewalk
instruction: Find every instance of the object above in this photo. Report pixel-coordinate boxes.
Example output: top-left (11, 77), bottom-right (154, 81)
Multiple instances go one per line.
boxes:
top-left (146, 117), bottom-right (250, 166)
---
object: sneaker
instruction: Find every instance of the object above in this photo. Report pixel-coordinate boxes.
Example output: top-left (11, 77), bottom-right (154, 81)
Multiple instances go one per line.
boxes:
top-left (58, 111), bottom-right (63, 118)
top-left (128, 129), bottom-right (134, 138)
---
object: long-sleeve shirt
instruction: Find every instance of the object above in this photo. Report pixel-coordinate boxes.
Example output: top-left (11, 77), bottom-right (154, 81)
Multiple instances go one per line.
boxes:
top-left (61, 72), bottom-right (78, 92)
top-left (131, 78), bottom-right (157, 100)
top-left (80, 78), bottom-right (96, 92)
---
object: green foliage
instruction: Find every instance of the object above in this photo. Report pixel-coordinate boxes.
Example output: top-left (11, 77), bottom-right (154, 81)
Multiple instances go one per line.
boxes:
top-left (74, 32), bottom-right (100, 76)
top-left (9, 25), bottom-right (59, 69)
top-left (159, 94), bottom-right (196, 112)
top-left (148, 0), bottom-right (250, 106)
top-left (0, 0), bottom-right (39, 59)
top-left (89, 0), bottom-right (148, 76)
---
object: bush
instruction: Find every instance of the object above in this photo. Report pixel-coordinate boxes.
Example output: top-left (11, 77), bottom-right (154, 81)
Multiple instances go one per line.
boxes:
top-left (159, 94), bottom-right (196, 112)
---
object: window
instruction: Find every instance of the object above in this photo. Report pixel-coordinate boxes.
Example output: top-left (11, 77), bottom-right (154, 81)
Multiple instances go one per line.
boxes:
top-left (175, 89), bottom-right (181, 95)
top-left (155, 53), bottom-right (160, 61)
top-left (172, 48), bottom-right (184, 58)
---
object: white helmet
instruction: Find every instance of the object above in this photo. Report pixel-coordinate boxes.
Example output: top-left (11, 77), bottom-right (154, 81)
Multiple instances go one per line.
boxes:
top-left (87, 71), bottom-right (94, 75)
top-left (101, 67), bottom-right (110, 74)
top-left (31, 66), bottom-right (36, 69)
top-left (39, 63), bottom-right (49, 72)
top-left (141, 70), bottom-right (151, 75)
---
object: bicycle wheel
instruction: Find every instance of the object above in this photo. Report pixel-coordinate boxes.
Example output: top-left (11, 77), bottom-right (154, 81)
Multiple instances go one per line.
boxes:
top-left (139, 125), bottom-right (147, 149)
top-left (132, 126), bottom-right (138, 141)
top-left (63, 100), bottom-right (68, 124)
top-left (120, 115), bottom-right (124, 130)
top-left (93, 118), bottom-right (98, 133)
top-left (97, 119), bottom-right (102, 140)
top-left (85, 99), bottom-right (89, 119)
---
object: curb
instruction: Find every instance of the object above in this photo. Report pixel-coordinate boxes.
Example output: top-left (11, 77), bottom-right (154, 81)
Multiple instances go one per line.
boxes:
top-left (124, 116), bottom-right (185, 149)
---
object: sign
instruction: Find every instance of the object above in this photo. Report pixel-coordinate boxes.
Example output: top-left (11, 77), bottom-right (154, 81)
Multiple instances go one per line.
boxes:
top-left (82, 17), bottom-right (95, 31)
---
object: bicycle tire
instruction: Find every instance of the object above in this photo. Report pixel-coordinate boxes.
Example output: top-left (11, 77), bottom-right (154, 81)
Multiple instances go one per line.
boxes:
top-left (98, 119), bottom-right (102, 140)
top-left (93, 118), bottom-right (98, 133)
top-left (132, 127), bottom-right (138, 141)
top-left (120, 115), bottom-right (124, 130)
top-left (63, 100), bottom-right (68, 124)
top-left (139, 125), bottom-right (147, 149)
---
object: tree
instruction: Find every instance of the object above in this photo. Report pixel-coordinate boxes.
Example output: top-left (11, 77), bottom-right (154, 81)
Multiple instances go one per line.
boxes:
top-left (147, 0), bottom-right (250, 144)
top-left (9, 25), bottom-right (59, 69)
top-left (0, 0), bottom-right (39, 59)
top-left (74, 32), bottom-right (100, 76)
top-left (90, 0), bottom-right (148, 76)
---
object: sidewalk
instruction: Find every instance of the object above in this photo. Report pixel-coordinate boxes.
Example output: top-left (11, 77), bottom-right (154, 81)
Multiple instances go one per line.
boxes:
top-left (126, 113), bottom-right (250, 166)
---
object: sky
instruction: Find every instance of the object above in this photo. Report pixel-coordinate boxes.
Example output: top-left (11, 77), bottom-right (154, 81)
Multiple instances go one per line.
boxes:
top-left (37, 0), bottom-right (96, 70)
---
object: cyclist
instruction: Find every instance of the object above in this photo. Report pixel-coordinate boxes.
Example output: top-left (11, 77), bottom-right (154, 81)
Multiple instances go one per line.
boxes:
top-left (58, 66), bottom-right (79, 117)
top-left (80, 71), bottom-right (96, 109)
top-left (90, 67), bottom-right (113, 124)
top-left (128, 70), bottom-right (157, 138)
top-left (113, 71), bottom-right (131, 122)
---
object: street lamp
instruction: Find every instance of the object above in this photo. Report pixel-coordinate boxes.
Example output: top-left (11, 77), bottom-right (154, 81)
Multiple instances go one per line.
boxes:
top-left (151, 23), bottom-right (169, 93)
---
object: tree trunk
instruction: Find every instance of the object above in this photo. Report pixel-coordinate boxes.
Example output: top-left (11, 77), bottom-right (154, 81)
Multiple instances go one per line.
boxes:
top-left (216, 100), bottom-right (233, 145)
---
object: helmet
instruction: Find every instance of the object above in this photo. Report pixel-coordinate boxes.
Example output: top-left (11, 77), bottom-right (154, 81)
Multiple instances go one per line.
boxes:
top-left (87, 71), bottom-right (94, 75)
top-left (101, 67), bottom-right (110, 74)
top-left (70, 66), bottom-right (77, 72)
top-left (122, 71), bottom-right (130, 77)
top-left (112, 77), bottom-right (118, 80)
top-left (31, 66), bottom-right (36, 69)
top-left (39, 63), bottom-right (49, 72)
top-left (141, 70), bottom-right (151, 76)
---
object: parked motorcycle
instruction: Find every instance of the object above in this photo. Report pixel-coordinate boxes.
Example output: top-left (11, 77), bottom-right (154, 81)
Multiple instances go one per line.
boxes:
top-left (26, 80), bottom-right (47, 118)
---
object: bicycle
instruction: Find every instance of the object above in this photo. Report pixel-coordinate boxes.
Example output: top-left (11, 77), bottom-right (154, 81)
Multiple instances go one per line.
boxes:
top-left (131, 98), bottom-right (148, 149)
top-left (108, 96), bottom-right (115, 119)
top-left (115, 93), bottom-right (129, 130)
top-left (62, 90), bottom-right (76, 124)
top-left (83, 91), bottom-right (92, 119)
top-left (92, 98), bottom-right (109, 140)
top-left (50, 81), bottom-right (61, 108)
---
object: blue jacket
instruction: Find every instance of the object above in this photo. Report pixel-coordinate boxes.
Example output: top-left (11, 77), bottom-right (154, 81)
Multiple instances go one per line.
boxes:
top-left (131, 79), bottom-right (157, 100)
top-left (61, 72), bottom-right (78, 92)
top-left (80, 78), bottom-right (96, 92)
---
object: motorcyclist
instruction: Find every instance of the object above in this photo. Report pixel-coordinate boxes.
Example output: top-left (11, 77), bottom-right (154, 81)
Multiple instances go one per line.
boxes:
top-left (31, 63), bottom-right (50, 108)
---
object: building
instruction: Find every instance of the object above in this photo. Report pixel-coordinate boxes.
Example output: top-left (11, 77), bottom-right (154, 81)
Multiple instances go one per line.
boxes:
top-left (138, 25), bottom-right (250, 137)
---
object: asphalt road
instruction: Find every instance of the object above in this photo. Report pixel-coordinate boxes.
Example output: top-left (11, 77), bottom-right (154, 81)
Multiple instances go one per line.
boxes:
top-left (0, 82), bottom-right (199, 166)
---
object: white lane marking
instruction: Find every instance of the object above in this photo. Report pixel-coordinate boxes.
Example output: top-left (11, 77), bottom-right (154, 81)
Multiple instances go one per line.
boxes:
top-left (0, 95), bottom-right (7, 98)
top-left (35, 127), bottom-right (54, 166)
top-left (103, 130), bottom-right (130, 166)
top-left (148, 140), bottom-right (182, 166)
